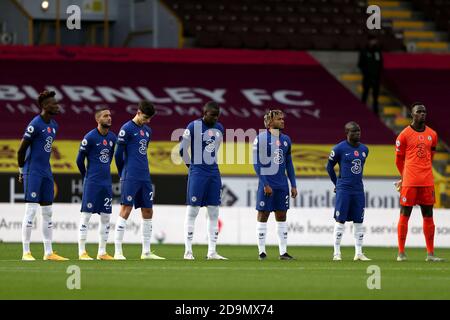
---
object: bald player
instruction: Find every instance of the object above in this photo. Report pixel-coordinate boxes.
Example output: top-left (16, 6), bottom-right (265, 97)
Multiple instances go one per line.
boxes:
top-left (179, 101), bottom-right (227, 260)
top-left (395, 103), bottom-right (444, 262)
top-left (326, 121), bottom-right (371, 261)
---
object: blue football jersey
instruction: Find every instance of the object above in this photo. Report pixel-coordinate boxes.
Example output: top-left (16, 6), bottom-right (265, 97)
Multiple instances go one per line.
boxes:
top-left (79, 129), bottom-right (117, 185)
top-left (327, 140), bottom-right (369, 193)
top-left (180, 119), bottom-right (224, 176)
top-left (22, 115), bottom-right (58, 177)
top-left (253, 130), bottom-right (297, 189)
top-left (116, 120), bottom-right (151, 181)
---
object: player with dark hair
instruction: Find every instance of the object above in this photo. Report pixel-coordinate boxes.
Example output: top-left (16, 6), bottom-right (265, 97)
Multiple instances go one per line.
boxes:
top-left (179, 101), bottom-right (227, 260)
top-left (326, 122), bottom-right (370, 261)
top-left (76, 108), bottom-right (116, 260)
top-left (18, 90), bottom-right (68, 261)
top-left (395, 103), bottom-right (444, 262)
top-left (253, 109), bottom-right (297, 260)
top-left (113, 101), bottom-right (165, 260)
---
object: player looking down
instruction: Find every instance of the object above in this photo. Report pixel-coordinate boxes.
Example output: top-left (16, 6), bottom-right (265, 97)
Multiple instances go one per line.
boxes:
top-left (179, 101), bottom-right (227, 260)
top-left (253, 110), bottom-right (297, 261)
top-left (326, 121), bottom-right (371, 261)
top-left (76, 108), bottom-right (116, 260)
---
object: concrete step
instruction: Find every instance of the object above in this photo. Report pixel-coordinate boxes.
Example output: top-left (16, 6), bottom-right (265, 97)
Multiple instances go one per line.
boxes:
top-left (392, 20), bottom-right (426, 30)
top-left (340, 73), bottom-right (362, 82)
top-left (403, 30), bottom-right (438, 40)
top-left (382, 10), bottom-right (413, 19)
top-left (394, 116), bottom-right (410, 127)
top-left (415, 41), bottom-right (449, 50)
top-left (378, 95), bottom-right (395, 104)
top-left (368, 0), bottom-right (401, 8)
top-left (382, 105), bottom-right (403, 116)
top-left (434, 152), bottom-right (449, 161)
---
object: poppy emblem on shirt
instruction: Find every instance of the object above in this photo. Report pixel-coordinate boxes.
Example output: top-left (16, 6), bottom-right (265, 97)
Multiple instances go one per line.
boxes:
top-left (419, 135), bottom-right (424, 141)
top-left (354, 151), bottom-right (359, 157)
top-left (103, 139), bottom-right (107, 146)
top-left (208, 130), bottom-right (213, 137)
top-left (47, 127), bottom-right (51, 133)
top-left (276, 140), bottom-right (281, 146)
top-left (140, 130), bottom-right (144, 136)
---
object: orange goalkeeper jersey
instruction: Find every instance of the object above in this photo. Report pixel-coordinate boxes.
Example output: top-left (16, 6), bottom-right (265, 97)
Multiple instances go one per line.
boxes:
top-left (395, 125), bottom-right (437, 186)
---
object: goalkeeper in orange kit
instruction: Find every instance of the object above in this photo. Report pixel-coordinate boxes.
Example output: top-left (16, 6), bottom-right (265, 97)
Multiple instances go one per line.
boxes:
top-left (395, 103), bottom-right (444, 262)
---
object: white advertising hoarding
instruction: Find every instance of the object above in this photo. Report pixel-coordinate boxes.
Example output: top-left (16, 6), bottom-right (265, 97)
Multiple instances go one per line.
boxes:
top-left (1, 204), bottom-right (449, 248)
top-left (221, 177), bottom-right (400, 208)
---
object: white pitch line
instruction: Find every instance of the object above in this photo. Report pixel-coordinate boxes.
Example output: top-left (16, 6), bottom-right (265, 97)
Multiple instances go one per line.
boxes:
top-left (0, 265), bottom-right (448, 272)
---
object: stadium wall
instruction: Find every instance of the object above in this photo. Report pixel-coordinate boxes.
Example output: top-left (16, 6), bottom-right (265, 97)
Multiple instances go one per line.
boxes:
top-left (1, 204), bottom-right (450, 248)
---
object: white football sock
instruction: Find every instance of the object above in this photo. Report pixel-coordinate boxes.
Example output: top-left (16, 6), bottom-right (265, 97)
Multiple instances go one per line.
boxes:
top-left (22, 203), bottom-right (38, 254)
top-left (184, 206), bottom-right (200, 254)
top-left (41, 205), bottom-right (53, 256)
top-left (276, 221), bottom-right (288, 255)
top-left (256, 221), bottom-right (267, 254)
top-left (333, 222), bottom-right (345, 255)
top-left (142, 218), bottom-right (152, 255)
top-left (354, 223), bottom-right (365, 255)
top-left (114, 216), bottom-right (127, 255)
top-left (78, 212), bottom-right (92, 255)
top-left (207, 206), bottom-right (219, 256)
top-left (98, 213), bottom-right (110, 256)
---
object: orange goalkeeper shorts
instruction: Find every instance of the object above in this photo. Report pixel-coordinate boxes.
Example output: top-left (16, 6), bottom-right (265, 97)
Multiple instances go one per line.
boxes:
top-left (400, 186), bottom-right (435, 206)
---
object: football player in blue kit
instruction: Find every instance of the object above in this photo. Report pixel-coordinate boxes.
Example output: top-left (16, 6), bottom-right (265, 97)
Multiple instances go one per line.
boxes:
top-left (113, 101), bottom-right (165, 260)
top-left (253, 110), bottom-right (298, 261)
top-left (179, 101), bottom-right (227, 260)
top-left (17, 90), bottom-right (68, 261)
top-left (326, 121), bottom-right (371, 261)
top-left (76, 108), bottom-right (116, 261)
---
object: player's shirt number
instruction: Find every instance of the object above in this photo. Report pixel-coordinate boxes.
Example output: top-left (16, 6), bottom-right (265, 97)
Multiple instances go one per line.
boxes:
top-left (351, 159), bottom-right (362, 174)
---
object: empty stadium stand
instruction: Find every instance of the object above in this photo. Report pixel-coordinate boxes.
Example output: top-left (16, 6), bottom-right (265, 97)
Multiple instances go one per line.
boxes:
top-left (412, 0), bottom-right (450, 36)
top-left (163, 0), bottom-right (405, 51)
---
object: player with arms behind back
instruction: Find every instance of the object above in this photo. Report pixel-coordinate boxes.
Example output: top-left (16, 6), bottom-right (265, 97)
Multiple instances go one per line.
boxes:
top-left (76, 108), bottom-right (116, 260)
top-left (179, 101), bottom-right (227, 260)
top-left (395, 103), bottom-right (444, 262)
top-left (326, 122), bottom-right (371, 261)
top-left (253, 110), bottom-right (298, 261)
top-left (113, 101), bottom-right (165, 260)
top-left (18, 90), bottom-right (68, 261)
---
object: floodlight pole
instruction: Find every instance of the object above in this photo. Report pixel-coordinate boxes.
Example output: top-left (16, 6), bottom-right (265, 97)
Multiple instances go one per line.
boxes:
top-left (55, 0), bottom-right (61, 46)
top-left (104, 0), bottom-right (109, 47)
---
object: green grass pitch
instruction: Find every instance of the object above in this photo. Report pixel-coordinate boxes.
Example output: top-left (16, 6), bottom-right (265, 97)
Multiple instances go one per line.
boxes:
top-left (1, 243), bottom-right (449, 299)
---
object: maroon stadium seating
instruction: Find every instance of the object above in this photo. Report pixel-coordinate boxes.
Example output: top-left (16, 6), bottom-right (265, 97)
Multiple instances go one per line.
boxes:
top-left (164, 0), bottom-right (405, 51)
